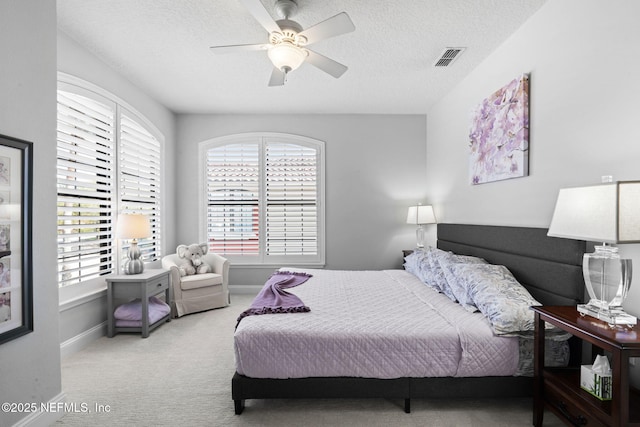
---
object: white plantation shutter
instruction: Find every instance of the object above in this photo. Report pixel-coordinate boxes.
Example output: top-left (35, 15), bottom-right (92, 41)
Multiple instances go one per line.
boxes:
top-left (265, 142), bottom-right (318, 256)
top-left (57, 79), bottom-right (164, 287)
top-left (57, 90), bottom-right (116, 286)
top-left (206, 141), bottom-right (260, 256)
top-left (203, 134), bottom-right (324, 265)
top-left (119, 112), bottom-right (162, 263)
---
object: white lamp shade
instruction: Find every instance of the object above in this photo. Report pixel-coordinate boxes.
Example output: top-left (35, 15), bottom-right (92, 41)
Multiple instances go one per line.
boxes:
top-left (547, 181), bottom-right (640, 243)
top-left (406, 205), bottom-right (437, 225)
top-left (116, 213), bottom-right (152, 239)
top-left (268, 42), bottom-right (307, 72)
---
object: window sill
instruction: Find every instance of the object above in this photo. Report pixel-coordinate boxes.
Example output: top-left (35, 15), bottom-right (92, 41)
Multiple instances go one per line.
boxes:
top-left (229, 262), bottom-right (326, 269)
top-left (59, 278), bottom-right (107, 312)
top-left (58, 262), bottom-right (163, 310)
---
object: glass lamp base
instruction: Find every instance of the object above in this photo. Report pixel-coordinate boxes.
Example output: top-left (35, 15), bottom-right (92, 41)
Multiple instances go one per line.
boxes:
top-left (581, 245), bottom-right (633, 325)
top-left (416, 225), bottom-right (426, 249)
top-left (577, 303), bottom-right (637, 326)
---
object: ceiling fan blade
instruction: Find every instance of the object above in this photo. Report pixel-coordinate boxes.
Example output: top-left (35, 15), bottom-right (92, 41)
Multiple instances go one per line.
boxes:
top-left (298, 12), bottom-right (355, 45)
top-left (305, 49), bottom-right (348, 78)
top-left (209, 43), bottom-right (269, 54)
top-left (268, 67), bottom-right (286, 86)
top-left (240, 0), bottom-right (281, 34)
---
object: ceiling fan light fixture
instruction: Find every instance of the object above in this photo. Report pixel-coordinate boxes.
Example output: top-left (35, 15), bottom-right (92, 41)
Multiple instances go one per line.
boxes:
top-left (268, 42), bottom-right (307, 73)
top-left (210, 0), bottom-right (355, 85)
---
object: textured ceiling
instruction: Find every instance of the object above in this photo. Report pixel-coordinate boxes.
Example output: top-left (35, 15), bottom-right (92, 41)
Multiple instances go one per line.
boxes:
top-left (57, 0), bottom-right (546, 114)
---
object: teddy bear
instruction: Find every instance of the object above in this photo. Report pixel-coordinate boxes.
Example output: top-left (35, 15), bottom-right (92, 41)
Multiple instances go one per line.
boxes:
top-left (176, 243), bottom-right (212, 276)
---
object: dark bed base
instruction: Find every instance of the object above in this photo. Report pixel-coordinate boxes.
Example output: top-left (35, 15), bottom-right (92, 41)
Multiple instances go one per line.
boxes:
top-left (232, 223), bottom-right (586, 414)
top-left (232, 373), bottom-right (533, 414)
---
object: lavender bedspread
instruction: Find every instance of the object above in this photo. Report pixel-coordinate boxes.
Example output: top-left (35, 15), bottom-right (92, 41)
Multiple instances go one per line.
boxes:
top-left (234, 268), bottom-right (523, 379)
top-left (236, 270), bottom-right (312, 326)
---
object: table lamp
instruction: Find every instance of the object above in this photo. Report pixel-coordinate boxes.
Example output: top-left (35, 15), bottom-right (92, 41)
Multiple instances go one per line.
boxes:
top-left (547, 181), bottom-right (640, 325)
top-left (406, 204), bottom-right (436, 249)
top-left (117, 213), bottom-right (152, 275)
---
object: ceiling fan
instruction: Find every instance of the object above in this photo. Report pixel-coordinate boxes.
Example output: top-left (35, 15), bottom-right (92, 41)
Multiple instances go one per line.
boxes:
top-left (210, 0), bottom-right (355, 86)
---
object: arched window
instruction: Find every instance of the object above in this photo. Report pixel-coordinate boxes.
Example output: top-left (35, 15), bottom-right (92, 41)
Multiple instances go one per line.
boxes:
top-left (56, 76), bottom-right (163, 286)
top-left (201, 133), bottom-right (324, 266)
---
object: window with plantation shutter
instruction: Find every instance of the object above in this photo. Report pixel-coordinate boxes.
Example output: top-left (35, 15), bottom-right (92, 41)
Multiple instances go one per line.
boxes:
top-left (265, 141), bottom-right (318, 257)
top-left (57, 90), bottom-right (116, 287)
top-left (206, 140), bottom-right (260, 256)
top-left (57, 78), bottom-right (163, 287)
top-left (119, 112), bottom-right (162, 265)
top-left (202, 133), bottom-right (324, 266)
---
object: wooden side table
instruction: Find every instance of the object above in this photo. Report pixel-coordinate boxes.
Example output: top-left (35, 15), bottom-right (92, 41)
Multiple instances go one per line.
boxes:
top-left (532, 306), bottom-right (640, 426)
top-left (106, 269), bottom-right (171, 338)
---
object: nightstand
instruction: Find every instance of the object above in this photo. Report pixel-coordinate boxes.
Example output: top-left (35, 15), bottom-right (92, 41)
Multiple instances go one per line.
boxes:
top-left (106, 269), bottom-right (171, 338)
top-left (532, 306), bottom-right (640, 426)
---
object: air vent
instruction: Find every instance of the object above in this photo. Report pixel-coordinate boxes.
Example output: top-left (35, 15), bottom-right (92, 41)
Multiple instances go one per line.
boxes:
top-left (434, 47), bottom-right (466, 67)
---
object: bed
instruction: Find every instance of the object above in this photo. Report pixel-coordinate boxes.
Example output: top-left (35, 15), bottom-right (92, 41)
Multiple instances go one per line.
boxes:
top-left (232, 223), bottom-right (586, 414)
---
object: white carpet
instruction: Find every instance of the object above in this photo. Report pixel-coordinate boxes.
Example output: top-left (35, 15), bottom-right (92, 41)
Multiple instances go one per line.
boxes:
top-left (58, 294), bottom-right (563, 426)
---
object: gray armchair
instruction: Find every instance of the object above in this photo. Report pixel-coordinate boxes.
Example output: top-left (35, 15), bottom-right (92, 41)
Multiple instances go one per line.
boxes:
top-left (161, 252), bottom-right (230, 317)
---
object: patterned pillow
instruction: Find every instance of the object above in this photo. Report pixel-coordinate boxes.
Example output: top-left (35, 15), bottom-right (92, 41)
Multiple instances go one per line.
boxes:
top-left (452, 263), bottom-right (541, 336)
top-left (403, 248), bottom-right (438, 290)
top-left (425, 247), bottom-right (450, 294)
top-left (403, 249), bottom-right (423, 274)
top-left (437, 252), bottom-right (487, 309)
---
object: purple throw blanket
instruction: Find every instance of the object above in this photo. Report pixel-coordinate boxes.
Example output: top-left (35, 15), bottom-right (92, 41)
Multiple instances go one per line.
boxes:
top-left (236, 270), bottom-right (312, 327)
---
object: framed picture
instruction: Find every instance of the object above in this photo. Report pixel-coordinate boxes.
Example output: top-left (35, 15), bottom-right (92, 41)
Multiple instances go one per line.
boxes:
top-left (469, 73), bottom-right (530, 185)
top-left (0, 134), bottom-right (33, 345)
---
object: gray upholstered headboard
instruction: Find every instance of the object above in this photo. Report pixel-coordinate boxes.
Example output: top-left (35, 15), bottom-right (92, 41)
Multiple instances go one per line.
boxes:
top-left (437, 223), bottom-right (586, 306)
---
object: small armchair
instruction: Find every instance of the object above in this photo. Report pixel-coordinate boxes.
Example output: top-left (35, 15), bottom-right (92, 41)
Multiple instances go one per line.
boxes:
top-left (161, 252), bottom-right (230, 318)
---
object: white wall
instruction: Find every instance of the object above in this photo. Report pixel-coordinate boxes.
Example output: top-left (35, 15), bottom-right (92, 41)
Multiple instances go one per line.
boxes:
top-left (0, 1), bottom-right (61, 426)
top-left (177, 114), bottom-right (427, 288)
top-left (426, 0), bottom-right (640, 381)
top-left (57, 31), bottom-right (178, 350)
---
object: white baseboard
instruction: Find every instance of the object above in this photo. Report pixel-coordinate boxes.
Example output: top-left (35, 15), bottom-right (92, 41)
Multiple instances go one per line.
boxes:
top-left (230, 285), bottom-right (261, 295)
top-left (60, 321), bottom-right (107, 359)
top-left (11, 392), bottom-right (66, 427)
top-left (59, 288), bottom-right (256, 358)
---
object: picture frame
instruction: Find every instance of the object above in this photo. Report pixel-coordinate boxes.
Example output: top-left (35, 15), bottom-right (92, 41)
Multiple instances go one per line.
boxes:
top-left (0, 134), bottom-right (33, 345)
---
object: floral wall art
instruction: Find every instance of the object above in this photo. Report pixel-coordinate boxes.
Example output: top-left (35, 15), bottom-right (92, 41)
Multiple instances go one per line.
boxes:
top-left (469, 73), bottom-right (529, 185)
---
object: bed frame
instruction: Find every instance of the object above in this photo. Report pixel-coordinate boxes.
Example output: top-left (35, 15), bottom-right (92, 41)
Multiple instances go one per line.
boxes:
top-left (232, 223), bottom-right (586, 414)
